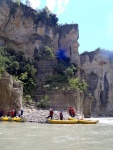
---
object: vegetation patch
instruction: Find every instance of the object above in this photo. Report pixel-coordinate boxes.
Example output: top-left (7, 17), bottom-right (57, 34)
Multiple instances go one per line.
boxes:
top-left (37, 95), bottom-right (51, 108)
top-left (0, 45), bottom-right (37, 96)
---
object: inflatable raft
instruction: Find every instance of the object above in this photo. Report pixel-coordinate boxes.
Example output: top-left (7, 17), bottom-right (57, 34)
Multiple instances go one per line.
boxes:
top-left (77, 119), bottom-right (99, 124)
top-left (47, 119), bottom-right (78, 124)
top-left (68, 117), bottom-right (99, 124)
top-left (0, 116), bottom-right (26, 122)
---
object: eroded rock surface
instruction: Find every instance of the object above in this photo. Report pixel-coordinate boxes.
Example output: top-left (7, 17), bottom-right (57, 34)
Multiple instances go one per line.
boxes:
top-left (80, 49), bottom-right (113, 116)
top-left (0, 73), bottom-right (23, 114)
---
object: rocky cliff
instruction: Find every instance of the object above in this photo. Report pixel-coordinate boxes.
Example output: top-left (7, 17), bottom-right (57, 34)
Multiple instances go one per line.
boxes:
top-left (80, 49), bottom-right (113, 117)
top-left (0, 73), bottom-right (23, 114)
top-left (1, 0), bottom-right (111, 117)
top-left (0, 0), bottom-right (82, 110)
top-left (0, 0), bottom-right (79, 64)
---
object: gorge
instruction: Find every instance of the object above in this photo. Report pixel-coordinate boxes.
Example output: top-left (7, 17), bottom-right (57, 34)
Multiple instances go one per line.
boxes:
top-left (0, 0), bottom-right (113, 117)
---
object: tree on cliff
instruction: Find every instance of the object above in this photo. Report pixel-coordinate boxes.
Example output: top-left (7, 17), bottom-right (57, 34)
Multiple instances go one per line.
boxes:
top-left (0, 45), bottom-right (37, 95)
top-left (34, 6), bottom-right (58, 26)
top-left (0, 55), bottom-right (5, 74)
top-left (69, 78), bottom-right (88, 92)
top-left (69, 78), bottom-right (88, 114)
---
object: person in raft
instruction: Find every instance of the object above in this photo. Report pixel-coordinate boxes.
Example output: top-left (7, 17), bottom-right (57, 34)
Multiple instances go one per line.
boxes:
top-left (59, 110), bottom-right (63, 120)
top-left (68, 107), bottom-right (76, 117)
top-left (71, 108), bottom-right (75, 117)
top-left (11, 109), bottom-right (15, 118)
top-left (68, 107), bottom-right (73, 117)
top-left (46, 108), bottom-right (54, 120)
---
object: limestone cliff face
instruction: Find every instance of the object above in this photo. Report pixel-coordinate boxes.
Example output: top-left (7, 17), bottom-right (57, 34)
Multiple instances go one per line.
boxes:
top-left (80, 49), bottom-right (113, 117)
top-left (0, 0), bottom-right (80, 88)
top-left (0, 0), bottom-right (91, 117)
top-left (0, 73), bottom-right (23, 114)
top-left (59, 25), bottom-right (80, 64)
top-left (0, 0), bottom-right (79, 63)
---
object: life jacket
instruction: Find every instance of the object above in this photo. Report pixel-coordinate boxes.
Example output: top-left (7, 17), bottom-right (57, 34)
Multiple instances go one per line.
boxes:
top-left (71, 109), bottom-right (75, 115)
top-left (60, 112), bottom-right (63, 117)
top-left (68, 107), bottom-right (72, 114)
top-left (12, 110), bottom-right (15, 117)
top-left (50, 110), bottom-right (53, 115)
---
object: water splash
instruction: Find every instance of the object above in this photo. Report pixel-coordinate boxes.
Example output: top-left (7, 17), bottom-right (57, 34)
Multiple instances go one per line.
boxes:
top-left (96, 118), bottom-right (113, 124)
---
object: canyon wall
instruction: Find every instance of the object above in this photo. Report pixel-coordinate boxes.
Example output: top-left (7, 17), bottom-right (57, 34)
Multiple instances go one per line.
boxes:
top-left (80, 49), bottom-right (113, 116)
top-left (1, 0), bottom-right (112, 117)
top-left (0, 73), bottom-right (23, 114)
top-left (0, 0), bottom-right (79, 62)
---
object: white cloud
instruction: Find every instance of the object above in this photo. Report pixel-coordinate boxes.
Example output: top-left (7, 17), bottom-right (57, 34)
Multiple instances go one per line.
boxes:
top-left (21, 0), bottom-right (69, 14)
top-left (28, 0), bottom-right (41, 9)
top-left (46, 0), bottom-right (69, 14)
top-left (46, 0), bottom-right (57, 11)
top-left (107, 11), bottom-right (113, 39)
top-left (57, 0), bottom-right (69, 14)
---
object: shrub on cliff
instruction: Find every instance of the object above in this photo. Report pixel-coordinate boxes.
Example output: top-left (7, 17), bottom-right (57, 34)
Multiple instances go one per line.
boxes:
top-left (34, 46), bottom-right (55, 60)
top-left (0, 45), bottom-right (37, 95)
top-left (34, 7), bottom-right (58, 27)
top-left (0, 47), bottom-right (11, 74)
top-left (69, 78), bottom-right (88, 92)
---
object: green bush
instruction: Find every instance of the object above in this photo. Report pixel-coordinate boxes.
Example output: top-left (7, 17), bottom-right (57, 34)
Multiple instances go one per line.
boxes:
top-left (0, 45), bottom-right (37, 95)
top-left (37, 95), bottom-right (51, 108)
top-left (34, 7), bottom-right (58, 26)
top-left (69, 78), bottom-right (88, 92)
top-left (23, 94), bottom-right (33, 103)
top-left (35, 46), bottom-right (55, 60)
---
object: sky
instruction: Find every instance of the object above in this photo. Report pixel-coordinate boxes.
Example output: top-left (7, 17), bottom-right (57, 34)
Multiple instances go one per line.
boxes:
top-left (21, 0), bottom-right (113, 54)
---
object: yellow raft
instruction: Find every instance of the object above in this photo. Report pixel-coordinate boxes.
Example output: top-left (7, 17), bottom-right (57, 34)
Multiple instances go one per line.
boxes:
top-left (0, 116), bottom-right (26, 122)
top-left (77, 119), bottom-right (99, 124)
top-left (68, 117), bottom-right (99, 124)
top-left (12, 117), bottom-right (26, 122)
top-left (47, 119), bottom-right (78, 124)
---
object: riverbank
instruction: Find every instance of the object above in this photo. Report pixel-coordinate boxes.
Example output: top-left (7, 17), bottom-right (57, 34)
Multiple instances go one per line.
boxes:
top-left (23, 107), bottom-right (70, 123)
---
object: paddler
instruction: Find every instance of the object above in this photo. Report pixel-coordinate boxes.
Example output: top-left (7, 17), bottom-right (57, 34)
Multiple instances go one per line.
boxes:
top-left (46, 108), bottom-right (54, 120)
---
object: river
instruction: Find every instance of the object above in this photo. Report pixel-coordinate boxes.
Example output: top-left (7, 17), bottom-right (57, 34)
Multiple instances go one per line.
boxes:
top-left (0, 118), bottom-right (113, 150)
